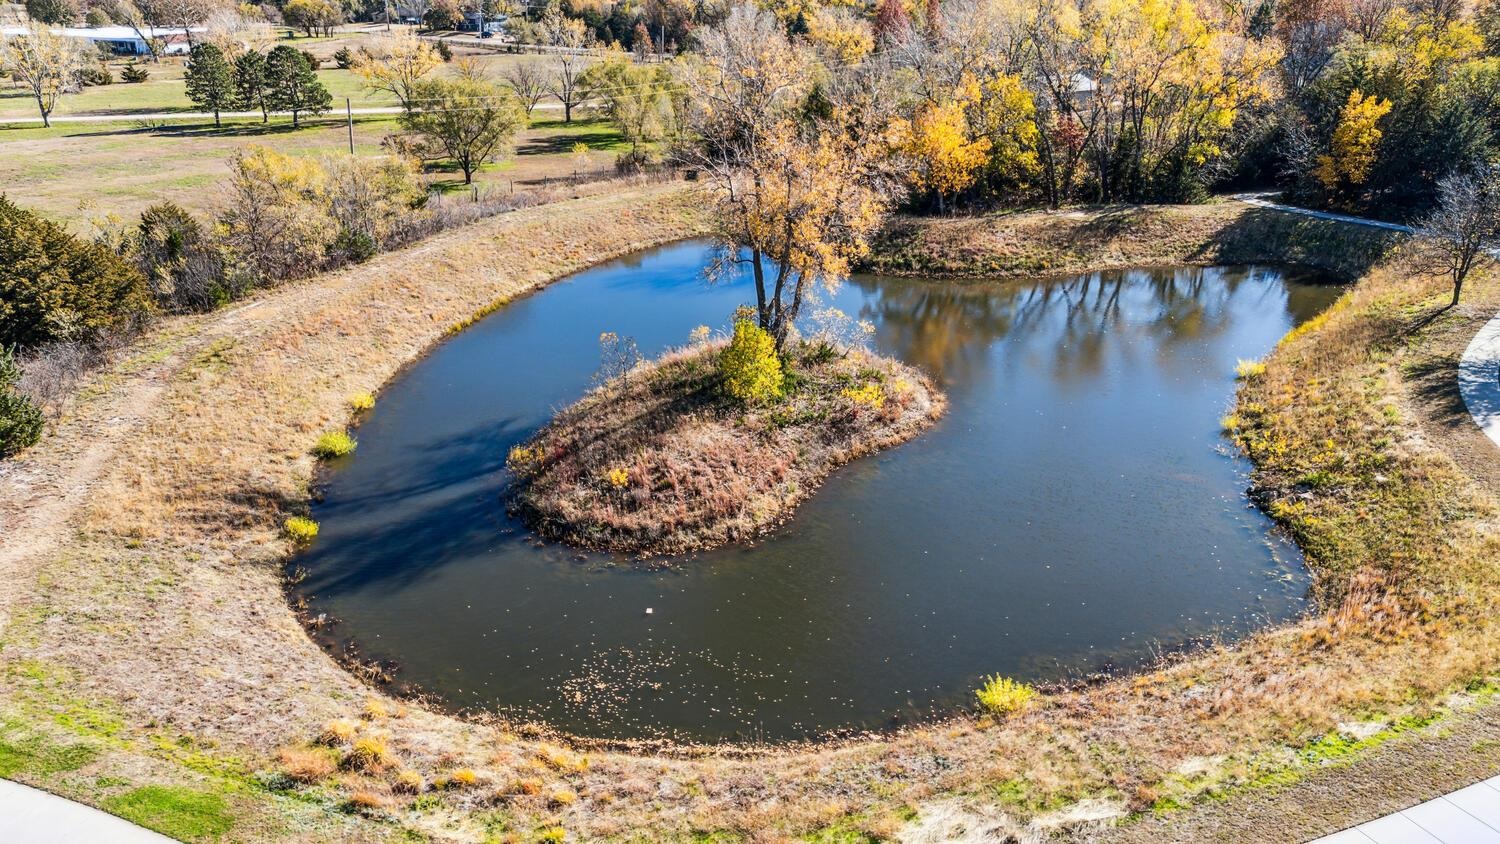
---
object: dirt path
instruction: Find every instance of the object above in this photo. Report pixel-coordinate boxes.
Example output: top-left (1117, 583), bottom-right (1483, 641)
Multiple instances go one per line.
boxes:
top-left (0, 330), bottom-right (193, 629)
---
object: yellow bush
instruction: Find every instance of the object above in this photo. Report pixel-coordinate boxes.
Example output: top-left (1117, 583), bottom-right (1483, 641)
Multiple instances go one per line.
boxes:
top-left (549, 787), bottom-right (577, 806)
top-left (535, 744), bottom-right (588, 773)
top-left (975, 675), bottom-right (1038, 716)
top-left (1234, 359), bottom-right (1266, 380)
top-left (313, 430), bottom-right (357, 458)
top-left (362, 698), bottom-right (389, 720)
top-left (284, 516), bottom-right (319, 546)
top-left (841, 382), bottom-right (885, 408)
top-left (318, 718), bottom-right (358, 745)
top-left (537, 828), bottom-right (567, 843)
top-left (349, 391), bottom-right (376, 412)
top-left (348, 735), bottom-right (393, 772)
top-left (449, 768), bottom-right (478, 787)
top-left (605, 467), bottom-right (630, 489)
top-left (507, 444), bottom-right (541, 475)
top-left (392, 769), bottom-right (423, 794)
top-left (719, 320), bottom-right (783, 405)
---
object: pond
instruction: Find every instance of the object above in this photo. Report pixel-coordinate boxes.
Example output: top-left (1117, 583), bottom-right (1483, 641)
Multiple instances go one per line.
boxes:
top-left (293, 240), bottom-right (1342, 744)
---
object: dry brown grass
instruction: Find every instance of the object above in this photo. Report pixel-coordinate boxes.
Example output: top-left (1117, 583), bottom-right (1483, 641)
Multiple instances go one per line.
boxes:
top-left (278, 746), bottom-right (339, 783)
top-left (0, 191), bottom-right (1496, 842)
top-left (510, 341), bottom-right (945, 554)
top-left (865, 201), bottom-right (1402, 281)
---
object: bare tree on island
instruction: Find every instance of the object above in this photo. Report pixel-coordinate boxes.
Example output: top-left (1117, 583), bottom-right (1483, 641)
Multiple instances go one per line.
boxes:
top-left (675, 5), bottom-right (905, 351)
top-left (1417, 166), bottom-right (1500, 309)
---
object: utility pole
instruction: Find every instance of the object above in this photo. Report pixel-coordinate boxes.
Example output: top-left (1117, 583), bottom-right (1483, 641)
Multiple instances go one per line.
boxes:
top-left (346, 98), bottom-right (354, 154)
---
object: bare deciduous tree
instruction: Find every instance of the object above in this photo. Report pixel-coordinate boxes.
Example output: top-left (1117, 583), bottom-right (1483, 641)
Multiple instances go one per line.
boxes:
top-left (1416, 167), bottom-right (1500, 308)
top-left (542, 8), bottom-right (593, 122)
top-left (502, 59), bottom-right (548, 118)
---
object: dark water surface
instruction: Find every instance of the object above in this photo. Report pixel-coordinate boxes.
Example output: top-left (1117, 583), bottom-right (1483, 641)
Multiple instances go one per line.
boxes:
top-left (296, 240), bottom-right (1342, 743)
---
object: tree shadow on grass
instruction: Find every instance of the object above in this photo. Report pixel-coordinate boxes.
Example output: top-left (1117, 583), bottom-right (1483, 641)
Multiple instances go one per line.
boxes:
top-left (1197, 207), bottom-right (1402, 282)
top-left (1405, 353), bottom-right (1472, 430)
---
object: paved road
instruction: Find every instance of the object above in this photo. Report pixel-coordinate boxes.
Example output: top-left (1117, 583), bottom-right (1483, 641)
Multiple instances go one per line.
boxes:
top-left (0, 778), bottom-right (172, 843)
top-left (1311, 774), bottom-right (1500, 843)
top-left (1231, 191), bottom-right (1417, 233)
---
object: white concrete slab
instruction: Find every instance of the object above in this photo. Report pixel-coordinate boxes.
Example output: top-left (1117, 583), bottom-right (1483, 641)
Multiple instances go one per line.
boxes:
top-left (1359, 812), bottom-right (1445, 844)
top-left (1441, 781), bottom-right (1500, 830)
top-left (1310, 776), bottom-right (1500, 844)
top-left (1460, 313), bottom-right (1500, 451)
top-left (1403, 794), bottom-right (1500, 841)
top-left (1317, 829), bottom-right (1376, 843)
top-left (0, 778), bottom-right (172, 843)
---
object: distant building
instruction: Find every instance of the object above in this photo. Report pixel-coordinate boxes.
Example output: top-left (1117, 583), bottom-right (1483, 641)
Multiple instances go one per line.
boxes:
top-left (0, 25), bottom-right (205, 56)
top-left (459, 11), bottom-right (508, 33)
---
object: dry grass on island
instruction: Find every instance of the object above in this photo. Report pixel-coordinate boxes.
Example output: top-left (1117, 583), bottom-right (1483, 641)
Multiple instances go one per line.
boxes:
top-left (507, 323), bottom-right (946, 555)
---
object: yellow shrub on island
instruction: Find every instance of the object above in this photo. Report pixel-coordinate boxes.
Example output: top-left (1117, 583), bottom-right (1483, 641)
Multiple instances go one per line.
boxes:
top-left (841, 382), bottom-right (885, 408)
top-left (605, 466), bottom-right (630, 489)
top-left (719, 320), bottom-right (783, 405)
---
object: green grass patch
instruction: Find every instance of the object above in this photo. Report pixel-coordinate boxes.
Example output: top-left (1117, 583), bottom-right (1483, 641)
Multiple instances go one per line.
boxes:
top-left (0, 721), bottom-right (98, 778)
top-left (103, 786), bottom-right (234, 842)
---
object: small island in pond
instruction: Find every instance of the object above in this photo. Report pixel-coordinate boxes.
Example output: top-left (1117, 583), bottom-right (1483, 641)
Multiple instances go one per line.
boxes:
top-left (507, 322), bottom-right (946, 555)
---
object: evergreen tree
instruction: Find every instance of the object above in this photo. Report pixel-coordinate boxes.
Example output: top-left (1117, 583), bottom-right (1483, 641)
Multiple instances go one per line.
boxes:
top-left (184, 43), bottom-right (235, 127)
top-left (265, 45), bottom-right (332, 128)
top-left (0, 345), bottom-right (43, 459)
top-left (0, 196), bottom-right (151, 350)
top-left (24, 0), bottom-right (73, 25)
top-left (233, 51), bottom-right (271, 123)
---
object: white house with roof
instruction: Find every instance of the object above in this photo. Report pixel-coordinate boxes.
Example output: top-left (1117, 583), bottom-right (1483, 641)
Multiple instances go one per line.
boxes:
top-left (0, 24), bottom-right (205, 56)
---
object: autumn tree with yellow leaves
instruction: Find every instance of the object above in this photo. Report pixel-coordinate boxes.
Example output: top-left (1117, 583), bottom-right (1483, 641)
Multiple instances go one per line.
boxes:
top-left (894, 80), bottom-right (993, 210)
top-left (677, 5), bottom-right (905, 349)
top-left (1314, 90), bottom-right (1393, 191)
top-left (352, 30), bottom-right (443, 114)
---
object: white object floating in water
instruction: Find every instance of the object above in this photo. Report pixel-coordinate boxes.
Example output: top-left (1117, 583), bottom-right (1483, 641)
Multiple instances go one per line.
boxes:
top-left (645, 608), bottom-right (654, 615)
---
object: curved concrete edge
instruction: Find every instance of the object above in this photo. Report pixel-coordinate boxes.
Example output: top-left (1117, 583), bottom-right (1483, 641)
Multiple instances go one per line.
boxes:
top-left (1459, 311), bottom-right (1500, 451)
top-left (0, 778), bottom-right (174, 843)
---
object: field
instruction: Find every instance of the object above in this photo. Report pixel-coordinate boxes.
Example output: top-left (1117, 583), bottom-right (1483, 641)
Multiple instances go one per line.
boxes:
top-left (1, 183), bottom-right (1497, 841)
top-left (0, 28), bottom-right (618, 227)
top-left (0, 113), bottom-right (628, 226)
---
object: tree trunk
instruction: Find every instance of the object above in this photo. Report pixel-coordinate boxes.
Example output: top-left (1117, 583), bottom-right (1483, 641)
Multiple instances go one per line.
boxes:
top-left (35, 94), bottom-right (49, 128)
top-left (214, 108), bottom-right (221, 127)
top-left (1452, 274), bottom-right (1464, 308)
top-left (564, 101), bottom-right (573, 122)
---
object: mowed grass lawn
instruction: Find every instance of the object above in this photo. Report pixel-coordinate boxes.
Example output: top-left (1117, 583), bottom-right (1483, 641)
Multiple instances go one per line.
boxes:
top-left (0, 67), bottom-right (395, 119)
top-left (0, 40), bottom-right (545, 120)
top-left (0, 113), bottom-right (627, 226)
